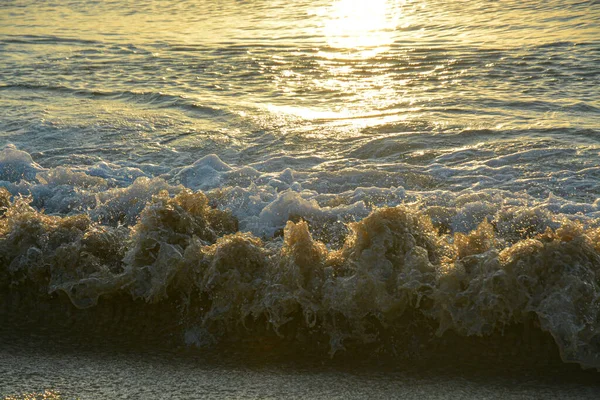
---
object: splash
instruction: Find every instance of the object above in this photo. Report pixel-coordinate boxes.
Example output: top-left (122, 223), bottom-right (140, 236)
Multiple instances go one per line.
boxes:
top-left (1, 187), bottom-right (599, 370)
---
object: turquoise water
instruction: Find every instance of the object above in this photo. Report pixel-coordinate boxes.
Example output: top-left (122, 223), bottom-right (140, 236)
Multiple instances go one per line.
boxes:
top-left (1, 0), bottom-right (600, 396)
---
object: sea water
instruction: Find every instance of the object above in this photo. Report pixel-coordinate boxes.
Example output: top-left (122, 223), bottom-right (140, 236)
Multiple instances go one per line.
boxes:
top-left (1, 0), bottom-right (600, 397)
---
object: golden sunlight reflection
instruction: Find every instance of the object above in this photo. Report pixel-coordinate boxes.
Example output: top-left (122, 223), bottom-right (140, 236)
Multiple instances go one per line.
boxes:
top-left (265, 103), bottom-right (418, 139)
top-left (271, 0), bottom-right (416, 133)
top-left (318, 0), bottom-right (400, 57)
top-left (266, 104), bottom-right (350, 121)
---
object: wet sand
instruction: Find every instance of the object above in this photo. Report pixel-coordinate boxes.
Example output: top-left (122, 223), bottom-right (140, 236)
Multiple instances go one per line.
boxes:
top-left (2, 330), bottom-right (599, 400)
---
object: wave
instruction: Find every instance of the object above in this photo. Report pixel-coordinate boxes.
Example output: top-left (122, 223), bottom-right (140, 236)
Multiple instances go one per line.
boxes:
top-left (0, 34), bottom-right (102, 46)
top-left (1, 182), bottom-right (599, 370)
top-left (0, 145), bottom-right (599, 369)
top-left (0, 84), bottom-right (229, 117)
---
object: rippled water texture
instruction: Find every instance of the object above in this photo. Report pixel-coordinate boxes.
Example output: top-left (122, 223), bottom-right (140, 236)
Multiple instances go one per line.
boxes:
top-left (1, 0), bottom-right (599, 171)
top-left (1, 0), bottom-right (600, 396)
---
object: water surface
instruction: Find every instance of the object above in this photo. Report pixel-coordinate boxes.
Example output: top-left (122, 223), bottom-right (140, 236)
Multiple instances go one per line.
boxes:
top-left (1, 0), bottom-right (600, 397)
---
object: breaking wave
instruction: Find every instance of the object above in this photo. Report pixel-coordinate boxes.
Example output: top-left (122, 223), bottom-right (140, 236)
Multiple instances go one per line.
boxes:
top-left (1, 145), bottom-right (600, 370)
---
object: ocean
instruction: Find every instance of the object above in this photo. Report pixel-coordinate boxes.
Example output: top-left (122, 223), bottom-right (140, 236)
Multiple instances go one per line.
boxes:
top-left (1, 0), bottom-right (600, 397)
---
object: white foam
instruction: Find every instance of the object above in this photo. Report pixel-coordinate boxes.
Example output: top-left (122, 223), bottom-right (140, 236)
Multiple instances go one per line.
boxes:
top-left (0, 144), bottom-right (45, 183)
top-left (0, 145), bottom-right (599, 243)
top-left (171, 154), bottom-right (232, 190)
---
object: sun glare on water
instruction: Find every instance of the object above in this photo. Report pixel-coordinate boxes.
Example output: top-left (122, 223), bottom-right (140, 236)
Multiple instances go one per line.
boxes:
top-left (270, 0), bottom-right (404, 128)
top-left (320, 0), bottom-right (401, 57)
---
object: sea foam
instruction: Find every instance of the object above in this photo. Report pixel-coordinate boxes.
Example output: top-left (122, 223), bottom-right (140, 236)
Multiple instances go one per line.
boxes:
top-left (0, 147), bottom-right (600, 368)
top-left (1, 147), bottom-right (599, 369)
